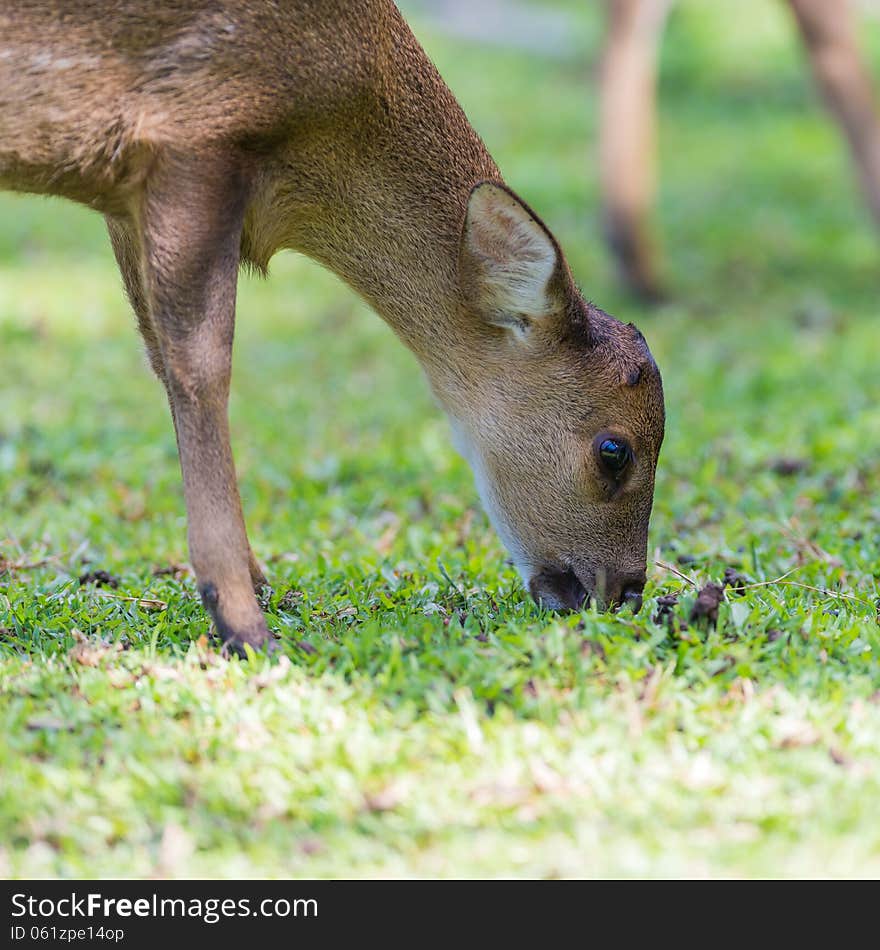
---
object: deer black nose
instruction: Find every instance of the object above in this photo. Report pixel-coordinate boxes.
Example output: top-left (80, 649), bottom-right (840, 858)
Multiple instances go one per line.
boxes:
top-left (528, 568), bottom-right (587, 611)
top-left (596, 570), bottom-right (646, 612)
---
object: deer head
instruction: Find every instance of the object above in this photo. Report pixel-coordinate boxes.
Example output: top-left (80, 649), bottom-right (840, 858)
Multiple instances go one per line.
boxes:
top-left (445, 181), bottom-right (665, 612)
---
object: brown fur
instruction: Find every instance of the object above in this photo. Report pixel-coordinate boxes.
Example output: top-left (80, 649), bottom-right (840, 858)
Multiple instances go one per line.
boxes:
top-left (600, 0), bottom-right (880, 300)
top-left (1, 1), bottom-right (665, 652)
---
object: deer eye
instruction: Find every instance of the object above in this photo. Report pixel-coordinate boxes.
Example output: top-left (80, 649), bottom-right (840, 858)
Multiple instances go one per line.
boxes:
top-left (597, 436), bottom-right (632, 477)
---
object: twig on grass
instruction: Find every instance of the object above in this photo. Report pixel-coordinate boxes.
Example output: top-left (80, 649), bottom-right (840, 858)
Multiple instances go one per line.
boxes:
top-left (653, 560), bottom-right (698, 588)
top-left (92, 590), bottom-right (168, 612)
top-left (724, 565), bottom-right (803, 591)
top-left (654, 560), bottom-right (876, 612)
top-left (754, 580), bottom-right (876, 612)
top-left (0, 553), bottom-right (63, 573)
top-left (1, 538), bottom-right (92, 575)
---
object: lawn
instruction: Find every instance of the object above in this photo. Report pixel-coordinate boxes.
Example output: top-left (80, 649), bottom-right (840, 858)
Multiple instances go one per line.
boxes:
top-left (2, 0), bottom-right (880, 878)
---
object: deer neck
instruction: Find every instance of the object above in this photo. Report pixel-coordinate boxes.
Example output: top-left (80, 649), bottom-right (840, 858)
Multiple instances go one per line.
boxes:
top-left (246, 12), bottom-right (501, 380)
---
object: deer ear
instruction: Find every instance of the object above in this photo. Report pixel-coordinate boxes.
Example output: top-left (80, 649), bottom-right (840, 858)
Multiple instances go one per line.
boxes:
top-left (459, 181), bottom-right (566, 335)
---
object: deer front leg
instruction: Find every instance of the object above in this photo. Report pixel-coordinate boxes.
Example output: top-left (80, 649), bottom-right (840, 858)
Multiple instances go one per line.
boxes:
top-left (108, 214), bottom-right (270, 598)
top-left (787, 0), bottom-right (880, 228)
top-left (599, 0), bottom-right (672, 301)
top-left (131, 151), bottom-right (272, 656)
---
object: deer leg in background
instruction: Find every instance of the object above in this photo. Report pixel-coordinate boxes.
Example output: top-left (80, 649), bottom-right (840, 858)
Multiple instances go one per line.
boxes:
top-left (599, 0), bottom-right (672, 302)
top-left (132, 150), bottom-right (272, 656)
top-left (787, 0), bottom-right (880, 228)
top-left (107, 215), bottom-right (270, 597)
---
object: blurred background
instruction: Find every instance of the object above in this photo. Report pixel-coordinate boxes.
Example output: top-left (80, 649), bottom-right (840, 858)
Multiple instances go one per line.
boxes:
top-left (400, 0), bottom-right (880, 305)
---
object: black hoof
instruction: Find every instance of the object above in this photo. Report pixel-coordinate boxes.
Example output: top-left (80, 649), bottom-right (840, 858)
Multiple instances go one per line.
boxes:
top-left (199, 581), bottom-right (276, 660)
top-left (220, 633), bottom-right (279, 660)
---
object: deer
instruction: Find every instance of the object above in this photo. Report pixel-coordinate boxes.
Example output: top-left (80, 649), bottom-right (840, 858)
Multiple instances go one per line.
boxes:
top-left (0, 1), bottom-right (666, 657)
top-left (600, 0), bottom-right (880, 300)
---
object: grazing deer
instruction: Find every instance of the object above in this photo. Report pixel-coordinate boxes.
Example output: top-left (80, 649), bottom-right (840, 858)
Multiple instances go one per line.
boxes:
top-left (0, 1), bottom-right (665, 655)
top-left (601, 0), bottom-right (880, 299)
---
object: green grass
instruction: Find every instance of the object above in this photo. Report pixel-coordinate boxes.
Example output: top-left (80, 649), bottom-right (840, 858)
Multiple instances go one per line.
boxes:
top-left (2, 0), bottom-right (880, 878)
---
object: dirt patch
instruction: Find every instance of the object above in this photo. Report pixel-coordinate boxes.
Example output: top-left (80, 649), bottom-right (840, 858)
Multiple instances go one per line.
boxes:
top-left (722, 567), bottom-right (750, 595)
top-left (771, 457), bottom-right (808, 476)
top-left (689, 583), bottom-right (725, 629)
top-left (653, 593), bottom-right (679, 629)
top-left (151, 563), bottom-right (191, 579)
top-left (78, 569), bottom-right (120, 589)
